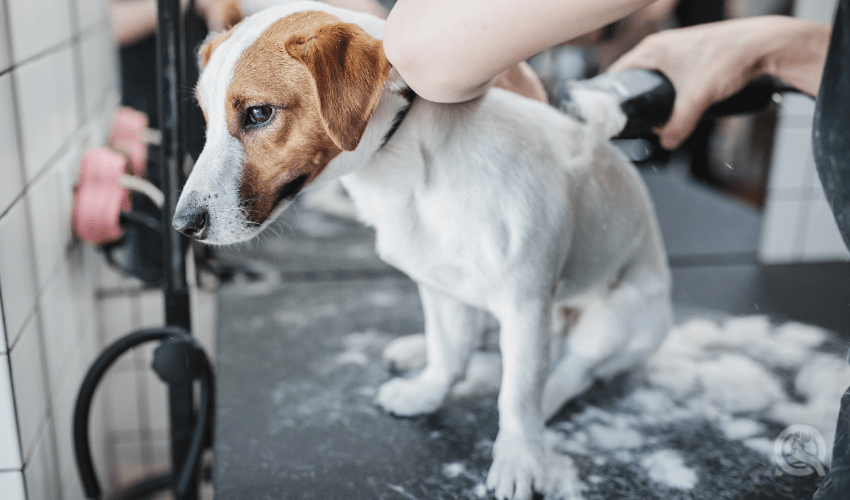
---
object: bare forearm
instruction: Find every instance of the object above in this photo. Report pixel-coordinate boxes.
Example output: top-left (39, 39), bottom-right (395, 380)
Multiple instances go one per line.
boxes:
top-left (760, 16), bottom-right (830, 97)
top-left (384, 0), bottom-right (654, 102)
top-left (609, 15), bottom-right (831, 149)
top-left (240, 0), bottom-right (386, 18)
top-left (324, 0), bottom-right (387, 19)
top-left (111, 0), bottom-right (159, 46)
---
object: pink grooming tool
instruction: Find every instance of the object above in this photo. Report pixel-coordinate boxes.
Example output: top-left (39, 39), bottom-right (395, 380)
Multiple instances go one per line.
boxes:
top-left (78, 147), bottom-right (131, 211)
top-left (73, 183), bottom-right (126, 245)
top-left (78, 148), bottom-right (127, 186)
top-left (112, 137), bottom-right (147, 176)
top-left (111, 107), bottom-right (149, 175)
top-left (73, 148), bottom-right (131, 244)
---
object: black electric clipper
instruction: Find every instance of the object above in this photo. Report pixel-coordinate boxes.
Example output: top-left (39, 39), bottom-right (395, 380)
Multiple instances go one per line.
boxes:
top-left (560, 69), bottom-right (802, 139)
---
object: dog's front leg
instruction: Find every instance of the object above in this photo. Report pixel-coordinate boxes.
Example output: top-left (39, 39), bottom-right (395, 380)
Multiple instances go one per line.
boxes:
top-left (375, 284), bottom-right (484, 416)
top-left (487, 299), bottom-right (550, 500)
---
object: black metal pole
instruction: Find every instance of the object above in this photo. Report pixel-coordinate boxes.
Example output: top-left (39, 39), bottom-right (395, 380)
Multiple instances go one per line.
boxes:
top-left (155, 0), bottom-right (197, 498)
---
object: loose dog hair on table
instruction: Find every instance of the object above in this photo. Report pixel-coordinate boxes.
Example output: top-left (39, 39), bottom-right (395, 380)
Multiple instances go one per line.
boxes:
top-left (174, 3), bottom-right (672, 499)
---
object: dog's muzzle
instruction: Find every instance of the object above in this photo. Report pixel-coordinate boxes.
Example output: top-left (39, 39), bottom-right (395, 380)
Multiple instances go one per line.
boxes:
top-left (173, 191), bottom-right (210, 240)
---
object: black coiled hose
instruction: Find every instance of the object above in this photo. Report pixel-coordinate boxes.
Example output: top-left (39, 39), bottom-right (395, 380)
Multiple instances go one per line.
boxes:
top-left (73, 326), bottom-right (214, 500)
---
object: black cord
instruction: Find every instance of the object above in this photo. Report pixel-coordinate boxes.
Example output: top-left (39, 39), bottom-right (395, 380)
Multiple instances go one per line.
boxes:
top-left (74, 328), bottom-right (183, 499)
top-left (73, 327), bottom-right (214, 500)
top-left (176, 349), bottom-right (214, 497)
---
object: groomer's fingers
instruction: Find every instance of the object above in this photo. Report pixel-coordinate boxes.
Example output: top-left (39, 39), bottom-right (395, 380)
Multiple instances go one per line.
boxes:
top-left (655, 88), bottom-right (713, 150)
top-left (607, 32), bottom-right (664, 74)
top-left (609, 32), bottom-right (728, 150)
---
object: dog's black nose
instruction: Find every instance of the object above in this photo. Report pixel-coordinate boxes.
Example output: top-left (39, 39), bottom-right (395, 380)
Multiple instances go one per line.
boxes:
top-left (173, 207), bottom-right (209, 239)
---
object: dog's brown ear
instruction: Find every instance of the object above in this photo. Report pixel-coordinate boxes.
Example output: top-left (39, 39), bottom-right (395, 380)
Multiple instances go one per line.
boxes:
top-left (198, 26), bottom-right (238, 70)
top-left (285, 23), bottom-right (391, 151)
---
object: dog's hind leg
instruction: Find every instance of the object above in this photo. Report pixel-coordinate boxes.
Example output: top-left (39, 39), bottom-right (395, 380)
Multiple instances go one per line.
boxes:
top-left (542, 273), bottom-right (671, 421)
top-left (375, 284), bottom-right (487, 416)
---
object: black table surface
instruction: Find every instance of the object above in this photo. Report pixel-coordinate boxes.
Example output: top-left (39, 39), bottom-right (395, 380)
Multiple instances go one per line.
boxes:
top-left (212, 167), bottom-right (850, 499)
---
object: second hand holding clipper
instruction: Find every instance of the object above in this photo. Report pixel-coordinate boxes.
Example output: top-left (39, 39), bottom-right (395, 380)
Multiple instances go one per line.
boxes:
top-left (561, 69), bottom-right (802, 140)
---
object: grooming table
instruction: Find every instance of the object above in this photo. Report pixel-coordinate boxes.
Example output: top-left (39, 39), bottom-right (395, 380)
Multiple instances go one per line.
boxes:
top-left (213, 167), bottom-right (850, 499)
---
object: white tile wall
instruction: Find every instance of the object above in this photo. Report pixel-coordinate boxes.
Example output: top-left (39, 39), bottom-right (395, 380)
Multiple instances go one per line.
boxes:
top-left (0, 0), bottom-right (10, 72)
top-left (0, 354), bottom-right (22, 470)
top-left (28, 172), bottom-right (63, 290)
top-left (803, 194), bottom-right (850, 260)
top-left (0, 294), bottom-right (5, 354)
top-left (6, 0), bottom-right (71, 63)
top-left (52, 352), bottom-right (87, 497)
top-left (795, 0), bottom-right (838, 23)
top-left (9, 318), bottom-right (47, 460)
top-left (759, 31), bottom-right (850, 264)
top-left (0, 471), bottom-right (26, 500)
top-left (55, 45), bottom-right (81, 138)
top-left (80, 28), bottom-right (117, 118)
top-left (0, 74), bottom-right (23, 216)
top-left (24, 425), bottom-right (59, 500)
top-left (101, 294), bottom-right (134, 347)
top-left (112, 440), bottom-right (147, 487)
top-left (145, 369), bottom-right (168, 434)
top-left (14, 52), bottom-right (70, 182)
top-left (107, 371), bottom-right (142, 434)
top-left (0, 198), bottom-right (37, 347)
top-left (40, 264), bottom-right (79, 393)
top-left (76, 0), bottom-right (110, 33)
top-left (766, 125), bottom-right (813, 194)
top-left (759, 198), bottom-right (806, 263)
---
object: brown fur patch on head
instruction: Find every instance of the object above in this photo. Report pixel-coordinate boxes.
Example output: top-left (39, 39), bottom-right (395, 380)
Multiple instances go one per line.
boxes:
top-left (223, 10), bottom-right (390, 224)
top-left (198, 26), bottom-right (237, 70)
top-left (284, 19), bottom-right (391, 151)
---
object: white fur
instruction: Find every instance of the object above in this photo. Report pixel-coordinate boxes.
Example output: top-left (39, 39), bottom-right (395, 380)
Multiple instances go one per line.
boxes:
top-left (178, 4), bottom-right (672, 499)
top-left (640, 449), bottom-right (698, 490)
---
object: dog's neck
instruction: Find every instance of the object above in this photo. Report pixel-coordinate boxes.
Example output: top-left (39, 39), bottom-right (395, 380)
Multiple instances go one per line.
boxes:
top-left (377, 85), bottom-right (417, 150)
top-left (316, 69), bottom-right (418, 183)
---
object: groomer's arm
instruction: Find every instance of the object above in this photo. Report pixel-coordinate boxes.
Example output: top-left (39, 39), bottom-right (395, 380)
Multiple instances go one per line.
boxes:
top-left (610, 15), bottom-right (831, 149)
top-left (111, 0), bottom-right (242, 44)
top-left (239, 0), bottom-right (387, 18)
top-left (383, 0), bottom-right (655, 103)
top-left (111, 0), bottom-right (159, 46)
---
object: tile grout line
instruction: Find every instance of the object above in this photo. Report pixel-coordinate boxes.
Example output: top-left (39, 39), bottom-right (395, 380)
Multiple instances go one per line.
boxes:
top-left (68, 0), bottom-right (88, 131)
top-left (0, 84), bottom-right (119, 223)
top-left (41, 5), bottom-right (89, 497)
top-left (130, 289), bottom-right (156, 469)
top-left (0, 16), bottom-right (109, 80)
top-left (0, 0), bottom-right (30, 481)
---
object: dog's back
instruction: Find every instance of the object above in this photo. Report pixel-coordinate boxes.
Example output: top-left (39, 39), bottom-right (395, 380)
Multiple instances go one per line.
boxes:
top-left (349, 86), bottom-right (667, 304)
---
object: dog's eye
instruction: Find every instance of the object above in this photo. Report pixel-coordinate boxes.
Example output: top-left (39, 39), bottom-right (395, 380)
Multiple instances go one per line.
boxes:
top-left (245, 105), bottom-right (273, 128)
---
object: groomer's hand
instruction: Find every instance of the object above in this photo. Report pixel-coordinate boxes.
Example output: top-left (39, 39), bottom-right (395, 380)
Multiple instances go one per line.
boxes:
top-left (609, 15), bottom-right (830, 150)
top-left (196, 0), bottom-right (243, 31)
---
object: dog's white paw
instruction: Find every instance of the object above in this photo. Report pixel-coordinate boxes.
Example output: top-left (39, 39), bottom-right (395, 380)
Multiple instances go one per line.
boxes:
top-left (486, 433), bottom-right (545, 500)
top-left (375, 376), bottom-right (445, 416)
top-left (382, 334), bottom-right (426, 371)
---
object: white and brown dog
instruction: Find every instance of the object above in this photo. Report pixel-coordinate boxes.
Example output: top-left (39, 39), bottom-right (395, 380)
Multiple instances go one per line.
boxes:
top-left (174, 2), bottom-right (671, 498)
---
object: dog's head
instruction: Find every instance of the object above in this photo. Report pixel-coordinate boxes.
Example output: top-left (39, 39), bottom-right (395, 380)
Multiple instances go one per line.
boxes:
top-left (173, 2), bottom-right (391, 244)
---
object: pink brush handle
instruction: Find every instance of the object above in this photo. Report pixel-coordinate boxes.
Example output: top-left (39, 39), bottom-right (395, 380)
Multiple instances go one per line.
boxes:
top-left (111, 107), bottom-right (149, 175)
top-left (72, 183), bottom-right (125, 244)
top-left (73, 148), bottom-right (132, 244)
